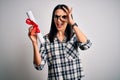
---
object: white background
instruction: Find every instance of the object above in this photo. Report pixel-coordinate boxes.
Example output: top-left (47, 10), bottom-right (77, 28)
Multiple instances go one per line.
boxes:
top-left (0, 0), bottom-right (120, 80)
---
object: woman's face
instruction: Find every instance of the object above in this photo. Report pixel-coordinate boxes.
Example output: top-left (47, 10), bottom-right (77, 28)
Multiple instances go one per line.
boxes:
top-left (54, 9), bottom-right (68, 32)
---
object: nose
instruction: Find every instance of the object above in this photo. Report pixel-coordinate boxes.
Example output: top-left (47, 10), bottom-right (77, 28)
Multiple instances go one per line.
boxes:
top-left (56, 17), bottom-right (62, 22)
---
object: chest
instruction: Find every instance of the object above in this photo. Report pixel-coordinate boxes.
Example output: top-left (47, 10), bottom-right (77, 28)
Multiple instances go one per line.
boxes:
top-left (46, 40), bottom-right (78, 61)
top-left (46, 42), bottom-right (66, 58)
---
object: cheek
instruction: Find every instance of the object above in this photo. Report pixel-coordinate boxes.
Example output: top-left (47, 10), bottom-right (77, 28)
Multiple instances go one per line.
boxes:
top-left (54, 20), bottom-right (57, 25)
top-left (54, 19), bottom-right (56, 23)
top-left (54, 19), bottom-right (58, 24)
top-left (64, 23), bottom-right (67, 27)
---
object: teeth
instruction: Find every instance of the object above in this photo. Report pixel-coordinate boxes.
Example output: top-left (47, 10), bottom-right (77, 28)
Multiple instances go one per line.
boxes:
top-left (59, 23), bottom-right (63, 25)
top-left (57, 22), bottom-right (64, 28)
top-left (58, 23), bottom-right (62, 26)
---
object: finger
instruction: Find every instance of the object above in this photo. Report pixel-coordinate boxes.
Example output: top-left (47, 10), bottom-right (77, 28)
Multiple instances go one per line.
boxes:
top-left (60, 17), bottom-right (68, 23)
top-left (30, 31), bottom-right (36, 36)
top-left (69, 7), bottom-right (72, 14)
top-left (28, 30), bottom-right (36, 36)
top-left (62, 6), bottom-right (69, 14)
top-left (28, 26), bottom-right (33, 32)
top-left (28, 26), bottom-right (36, 36)
top-left (28, 26), bottom-right (32, 36)
top-left (31, 27), bottom-right (36, 34)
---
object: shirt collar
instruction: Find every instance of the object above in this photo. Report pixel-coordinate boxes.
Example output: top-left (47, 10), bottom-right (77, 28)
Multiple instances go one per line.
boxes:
top-left (54, 35), bottom-right (67, 43)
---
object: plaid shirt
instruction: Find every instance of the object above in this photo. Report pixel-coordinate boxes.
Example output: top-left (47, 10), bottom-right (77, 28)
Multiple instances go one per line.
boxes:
top-left (34, 33), bottom-right (92, 80)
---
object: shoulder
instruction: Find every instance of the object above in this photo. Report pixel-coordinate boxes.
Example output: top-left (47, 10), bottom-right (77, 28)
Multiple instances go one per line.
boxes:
top-left (43, 34), bottom-right (48, 39)
top-left (43, 34), bottom-right (50, 43)
top-left (70, 33), bottom-right (77, 41)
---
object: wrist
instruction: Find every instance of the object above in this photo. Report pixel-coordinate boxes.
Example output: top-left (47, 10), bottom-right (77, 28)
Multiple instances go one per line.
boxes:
top-left (69, 20), bottom-right (75, 25)
top-left (32, 41), bottom-right (38, 46)
top-left (71, 22), bottom-right (78, 28)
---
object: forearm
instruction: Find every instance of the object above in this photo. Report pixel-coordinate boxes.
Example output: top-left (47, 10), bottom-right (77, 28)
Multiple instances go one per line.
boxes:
top-left (32, 42), bottom-right (41, 66)
top-left (73, 25), bottom-right (87, 43)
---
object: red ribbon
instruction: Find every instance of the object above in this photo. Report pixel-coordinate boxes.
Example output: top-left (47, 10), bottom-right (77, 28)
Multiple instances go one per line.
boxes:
top-left (26, 18), bottom-right (40, 33)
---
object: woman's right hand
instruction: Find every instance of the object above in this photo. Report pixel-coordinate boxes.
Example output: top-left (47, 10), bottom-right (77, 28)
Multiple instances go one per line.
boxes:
top-left (28, 26), bottom-right (38, 44)
top-left (28, 26), bottom-right (41, 66)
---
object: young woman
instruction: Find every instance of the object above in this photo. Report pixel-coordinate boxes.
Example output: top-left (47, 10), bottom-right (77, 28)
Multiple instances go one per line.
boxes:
top-left (28, 4), bottom-right (92, 80)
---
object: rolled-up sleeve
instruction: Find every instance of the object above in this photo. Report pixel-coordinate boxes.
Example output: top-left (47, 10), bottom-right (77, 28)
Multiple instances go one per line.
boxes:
top-left (33, 43), bottom-right (47, 70)
top-left (78, 39), bottom-right (92, 50)
top-left (71, 33), bottom-right (92, 50)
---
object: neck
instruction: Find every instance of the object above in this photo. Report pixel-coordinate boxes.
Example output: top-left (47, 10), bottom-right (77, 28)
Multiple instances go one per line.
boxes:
top-left (57, 31), bottom-right (65, 37)
top-left (57, 31), bottom-right (65, 42)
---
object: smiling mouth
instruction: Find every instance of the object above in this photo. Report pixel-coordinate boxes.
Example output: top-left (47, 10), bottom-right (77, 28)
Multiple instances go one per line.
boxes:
top-left (57, 23), bottom-right (64, 28)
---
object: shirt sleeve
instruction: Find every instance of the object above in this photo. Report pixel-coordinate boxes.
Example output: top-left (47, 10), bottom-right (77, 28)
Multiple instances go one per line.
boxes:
top-left (33, 43), bottom-right (47, 70)
top-left (78, 39), bottom-right (92, 50)
top-left (71, 33), bottom-right (92, 50)
top-left (72, 33), bottom-right (92, 50)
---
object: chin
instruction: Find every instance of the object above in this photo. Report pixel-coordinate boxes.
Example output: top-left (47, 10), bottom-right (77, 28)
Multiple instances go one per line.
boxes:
top-left (57, 28), bottom-right (63, 31)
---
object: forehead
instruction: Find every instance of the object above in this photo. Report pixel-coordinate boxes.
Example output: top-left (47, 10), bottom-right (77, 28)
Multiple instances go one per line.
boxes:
top-left (54, 9), bottom-right (67, 15)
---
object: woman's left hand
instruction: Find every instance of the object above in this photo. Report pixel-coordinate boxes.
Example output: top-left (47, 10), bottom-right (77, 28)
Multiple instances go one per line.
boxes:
top-left (62, 7), bottom-right (75, 25)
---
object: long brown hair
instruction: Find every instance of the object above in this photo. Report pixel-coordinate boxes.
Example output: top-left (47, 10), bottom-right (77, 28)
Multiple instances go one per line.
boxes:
top-left (48, 4), bottom-right (74, 42)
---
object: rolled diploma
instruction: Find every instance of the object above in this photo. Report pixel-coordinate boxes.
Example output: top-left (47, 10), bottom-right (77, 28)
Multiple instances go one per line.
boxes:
top-left (26, 11), bottom-right (45, 43)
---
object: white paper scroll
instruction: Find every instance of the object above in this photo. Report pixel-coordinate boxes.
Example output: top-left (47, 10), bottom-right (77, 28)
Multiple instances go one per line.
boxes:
top-left (26, 11), bottom-right (45, 44)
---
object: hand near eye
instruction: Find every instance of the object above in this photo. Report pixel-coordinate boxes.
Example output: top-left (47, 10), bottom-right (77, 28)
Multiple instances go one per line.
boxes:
top-left (62, 7), bottom-right (75, 25)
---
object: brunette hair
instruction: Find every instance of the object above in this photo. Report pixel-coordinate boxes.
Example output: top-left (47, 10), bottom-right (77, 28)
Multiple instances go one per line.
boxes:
top-left (48, 4), bottom-right (74, 42)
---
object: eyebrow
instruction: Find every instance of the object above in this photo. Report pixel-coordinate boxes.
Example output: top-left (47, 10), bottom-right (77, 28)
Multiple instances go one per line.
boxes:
top-left (54, 14), bottom-right (66, 16)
